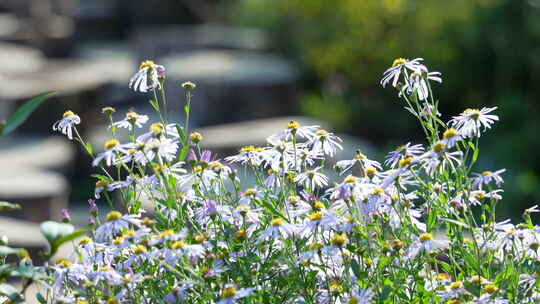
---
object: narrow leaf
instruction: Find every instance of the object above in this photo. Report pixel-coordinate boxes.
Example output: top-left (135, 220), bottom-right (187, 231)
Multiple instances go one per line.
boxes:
top-left (1, 91), bottom-right (56, 136)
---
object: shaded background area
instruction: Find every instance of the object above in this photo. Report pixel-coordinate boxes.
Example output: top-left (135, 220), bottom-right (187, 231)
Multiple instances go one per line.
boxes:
top-left (0, 0), bottom-right (539, 254)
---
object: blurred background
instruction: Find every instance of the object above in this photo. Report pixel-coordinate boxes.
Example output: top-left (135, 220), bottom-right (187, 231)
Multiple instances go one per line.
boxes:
top-left (1, 0), bottom-right (540, 254)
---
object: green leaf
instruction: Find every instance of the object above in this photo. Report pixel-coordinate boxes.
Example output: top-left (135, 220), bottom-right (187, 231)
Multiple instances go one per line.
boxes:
top-left (0, 201), bottom-right (21, 211)
top-left (0, 246), bottom-right (27, 258)
top-left (441, 218), bottom-right (471, 229)
top-left (36, 293), bottom-right (47, 304)
top-left (175, 124), bottom-right (190, 161)
top-left (0, 283), bottom-right (25, 303)
top-left (1, 91), bottom-right (56, 136)
top-left (149, 99), bottom-right (159, 112)
top-left (40, 221), bottom-right (74, 244)
top-left (51, 229), bottom-right (89, 250)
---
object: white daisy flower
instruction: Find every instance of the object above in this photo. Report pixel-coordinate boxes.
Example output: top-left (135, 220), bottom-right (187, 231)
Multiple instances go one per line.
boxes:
top-left (94, 211), bottom-right (142, 242)
top-left (52, 110), bottom-right (81, 140)
top-left (216, 285), bottom-right (254, 304)
top-left (380, 57), bottom-right (426, 88)
top-left (268, 120), bottom-right (318, 141)
top-left (129, 60), bottom-right (165, 93)
top-left (384, 143), bottom-right (424, 169)
top-left (472, 169), bottom-right (506, 190)
top-left (405, 233), bottom-right (449, 260)
top-left (92, 139), bottom-right (130, 167)
top-left (449, 107), bottom-right (499, 138)
top-left (257, 218), bottom-right (298, 242)
top-left (348, 287), bottom-right (375, 304)
top-left (308, 129), bottom-right (343, 157)
top-left (402, 69), bottom-right (442, 100)
top-left (294, 167), bottom-right (328, 191)
top-left (111, 111), bottom-right (149, 130)
top-left (441, 128), bottom-right (463, 148)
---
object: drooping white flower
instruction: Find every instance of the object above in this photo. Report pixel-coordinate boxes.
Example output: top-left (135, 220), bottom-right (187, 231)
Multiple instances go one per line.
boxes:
top-left (52, 110), bottom-right (81, 140)
top-left (308, 129), bottom-right (343, 157)
top-left (111, 111), bottom-right (149, 130)
top-left (380, 57), bottom-right (426, 88)
top-left (472, 169), bottom-right (506, 190)
top-left (294, 167), bottom-right (328, 191)
top-left (449, 107), bottom-right (499, 138)
top-left (129, 60), bottom-right (165, 93)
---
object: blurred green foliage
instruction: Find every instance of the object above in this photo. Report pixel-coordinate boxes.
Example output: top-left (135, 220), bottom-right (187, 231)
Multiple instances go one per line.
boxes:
top-left (229, 0), bottom-right (540, 219)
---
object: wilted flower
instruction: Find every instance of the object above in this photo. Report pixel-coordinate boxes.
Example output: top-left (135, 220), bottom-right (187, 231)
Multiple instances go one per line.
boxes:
top-left (52, 110), bottom-right (81, 140)
top-left (129, 60), bottom-right (165, 92)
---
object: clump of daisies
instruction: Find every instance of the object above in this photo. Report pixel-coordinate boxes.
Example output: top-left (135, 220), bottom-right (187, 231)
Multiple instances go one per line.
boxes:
top-left (38, 57), bottom-right (540, 304)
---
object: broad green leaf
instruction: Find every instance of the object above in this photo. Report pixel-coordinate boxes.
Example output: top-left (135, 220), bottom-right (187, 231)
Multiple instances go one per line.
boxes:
top-left (0, 246), bottom-right (27, 258)
top-left (40, 221), bottom-right (74, 244)
top-left (0, 201), bottom-right (21, 211)
top-left (0, 283), bottom-right (25, 303)
top-left (1, 91), bottom-right (56, 136)
top-left (51, 228), bottom-right (89, 253)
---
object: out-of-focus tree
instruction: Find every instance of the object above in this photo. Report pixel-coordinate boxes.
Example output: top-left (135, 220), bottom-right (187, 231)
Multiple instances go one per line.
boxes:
top-left (228, 0), bottom-right (540, 218)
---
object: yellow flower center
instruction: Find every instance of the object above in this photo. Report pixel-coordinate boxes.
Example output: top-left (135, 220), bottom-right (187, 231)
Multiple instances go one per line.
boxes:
top-left (348, 297), bottom-right (359, 304)
top-left (344, 176), bottom-right (356, 184)
top-left (195, 235), bottom-right (205, 243)
top-left (435, 273), bottom-right (450, 281)
top-left (133, 245), bottom-right (147, 255)
top-left (309, 242), bottom-right (324, 251)
top-left (481, 171), bottom-right (493, 176)
top-left (236, 204), bottom-right (250, 214)
top-left (365, 167), bottom-right (377, 175)
top-left (105, 211), bottom-right (122, 222)
top-left (373, 187), bottom-right (384, 196)
top-left (398, 156), bottom-right (414, 167)
top-left (235, 230), bottom-right (247, 239)
top-left (392, 58), bottom-right (407, 67)
top-left (315, 129), bottom-right (328, 136)
top-left (150, 123), bottom-right (164, 135)
top-left (221, 287), bottom-right (237, 299)
top-left (287, 120), bottom-right (300, 129)
top-left (125, 112), bottom-right (139, 121)
top-left (104, 139), bottom-right (120, 150)
top-left (78, 237), bottom-right (92, 245)
top-left (189, 132), bottom-right (203, 142)
top-left (331, 234), bottom-right (347, 247)
top-left (464, 108), bottom-right (481, 120)
top-left (159, 229), bottom-right (175, 238)
top-left (443, 128), bottom-right (458, 139)
top-left (271, 218), bottom-right (283, 226)
top-left (329, 283), bottom-right (343, 293)
top-left (112, 236), bottom-right (124, 245)
top-left (243, 188), bottom-right (257, 197)
top-left (56, 258), bottom-right (72, 268)
top-left (308, 211), bottom-right (323, 221)
top-left (96, 179), bottom-right (108, 188)
top-left (63, 110), bottom-right (76, 118)
top-left (171, 241), bottom-right (186, 250)
top-left (106, 297), bottom-right (120, 304)
top-left (210, 162), bottom-right (223, 170)
top-left (469, 275), bottom-right (485, 284)
top-left (433, 141), bottom-right (445, 153)
top-left (419, 233), bottom-right (433, 241)
top-left (354, 152), bottom-right (367, 159)
top-left (450, 281), bottom-right (463, 290)
top-left (483, 284), bottom-right (498, 294)
top-left (240, 145), bottom-right (256, 153)
top-left (139, 60), bottom-right (155, 70)
top-left (313, 201), bottom-right (325, 210)
top-left (287, 195), bottom-right (300, 204)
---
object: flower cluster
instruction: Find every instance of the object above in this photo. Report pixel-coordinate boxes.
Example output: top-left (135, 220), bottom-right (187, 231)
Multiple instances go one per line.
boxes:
top-left (43, 58), bottom-right (540, 304)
